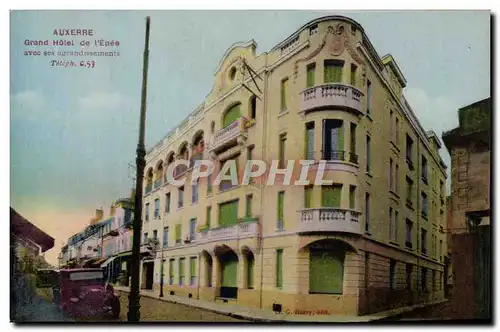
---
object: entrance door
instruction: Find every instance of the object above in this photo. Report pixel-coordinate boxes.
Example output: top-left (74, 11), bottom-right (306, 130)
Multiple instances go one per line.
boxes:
top-left (145, 262), bottom-right (154, 290)
top-left (220, 252), bottom-right (238, 299)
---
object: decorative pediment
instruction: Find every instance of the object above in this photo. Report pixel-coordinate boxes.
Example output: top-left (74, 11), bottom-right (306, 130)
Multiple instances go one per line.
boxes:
top-left (294, 23), bottom-right (367, 86)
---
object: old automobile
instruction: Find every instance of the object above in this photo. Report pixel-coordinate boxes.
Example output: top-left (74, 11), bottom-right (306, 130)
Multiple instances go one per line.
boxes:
top-left (52, 268), bottom-right (120, 318)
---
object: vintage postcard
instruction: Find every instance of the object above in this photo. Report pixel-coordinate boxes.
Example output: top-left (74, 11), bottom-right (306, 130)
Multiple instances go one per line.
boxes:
top-left (10, 10), bottom-right (491, 323)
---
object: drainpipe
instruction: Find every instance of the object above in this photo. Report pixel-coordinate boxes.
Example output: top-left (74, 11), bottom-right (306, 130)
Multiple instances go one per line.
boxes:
top-left (416, 140), bottom-right (420, 301)
top-left (258, 54), bottom-right (269, 310)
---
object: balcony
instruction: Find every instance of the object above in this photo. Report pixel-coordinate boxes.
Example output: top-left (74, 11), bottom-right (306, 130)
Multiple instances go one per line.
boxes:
top-left (300, 83), bottom-right (363, 115)
top-left (299, 208), bottom-right (362, 235)
top-left (197, 218), bottom-right (259, 244)
top-left (208, 117), bottom-right (248, 153)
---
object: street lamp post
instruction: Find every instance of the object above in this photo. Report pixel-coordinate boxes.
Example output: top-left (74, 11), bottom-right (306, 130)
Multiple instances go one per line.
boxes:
top-left (127, 16), bottom-right (151, 323)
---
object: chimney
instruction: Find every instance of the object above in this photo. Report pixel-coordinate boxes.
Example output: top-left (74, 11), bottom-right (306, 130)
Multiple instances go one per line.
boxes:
top-left (110, 205), bottom-right (116, 216)
top-left (96, 208), bottom-right (103, 220)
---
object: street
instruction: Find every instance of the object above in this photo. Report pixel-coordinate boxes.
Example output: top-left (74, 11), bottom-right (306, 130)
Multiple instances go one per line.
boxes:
top-left (35, 287), bottom-right (246, 322)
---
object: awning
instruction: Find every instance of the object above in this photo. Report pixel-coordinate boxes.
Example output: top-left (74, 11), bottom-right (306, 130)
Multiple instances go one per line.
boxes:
top-left (116, 250), bottom-right (132, 258)
top-left (101, 256), bottom-right (117, 267)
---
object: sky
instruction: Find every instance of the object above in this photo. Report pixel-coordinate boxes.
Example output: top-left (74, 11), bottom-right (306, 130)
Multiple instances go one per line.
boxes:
top-left (10, 10), bottom-right (490, 265)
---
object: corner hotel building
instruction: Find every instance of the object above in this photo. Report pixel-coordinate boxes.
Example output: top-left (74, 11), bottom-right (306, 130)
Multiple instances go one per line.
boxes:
top-left (140, 15), bottom-right (448, 315)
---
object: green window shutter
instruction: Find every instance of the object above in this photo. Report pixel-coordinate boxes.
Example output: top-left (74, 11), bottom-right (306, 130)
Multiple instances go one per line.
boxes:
top-left (222, 104), bottom-right (242, 128)
top-left (324, 62), bottom-right (343, 83)
top-left (169, 259), bottom-right (174, 276)
top-left (349, 186), bottom-right (356, 209)
top-left (304, 186), bottom-right (313, 208)
top-left (247, 256), bottom-right (254, 288)
top-left (350, 123), bottom-right (356, 154)
top-left (190, 257), bottom-right (196, 277)
top-left (179, 258), bottom-right (185, 277)
top-left (279, 134), bottom-right (286, 168)
top-left (206, 206), bottom-right (211, 228)
top-left (246, 195), bottom-right (252, 217)
top-left (309, 250), bottom-right (344, 294)
top-left (350, 64), bottom-right (356, 85)
top-left (276, 249), bottom-right (283, 288)
top-left (322, 185), bottom-right (342, 207)
top-left (307, 65), bottom-right (315, 88)
top-left (221, 256), bottom-right (238, 287)
top-left (277, 191), bottom-right (284, 221)
top-left (175, 224), bottom-right (181, 241)
top-left (281, 79), bottom-right (288, 110)
top-left (219, 200), bottom-right (239, 227)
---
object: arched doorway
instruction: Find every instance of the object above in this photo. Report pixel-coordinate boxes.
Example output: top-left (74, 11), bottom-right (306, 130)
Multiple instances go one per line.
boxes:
top-left (215, 245), bottom-right (239, 299)
top-left (305, 239), bottom-right (355, 295)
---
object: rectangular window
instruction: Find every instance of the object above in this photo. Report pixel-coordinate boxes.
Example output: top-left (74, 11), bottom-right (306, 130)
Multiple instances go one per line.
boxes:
top-left (219, 199), bottom-right (239, 227)
top-left (406, 177), bottom-right (413, 206)
top-left (324, 60), bottom-right (343, 83)
top-left (421, 228), bottom-right (427, 255)
top-left (389, 260), bottom-right (396, 290)
top-left (163, 226), bottom-right (169, 248)
top-left (178, 186), bottom-right (184, 208)
top-left (246, 194), bottom-right (253, 217)
top-left (389, 207), bottom-right (394, 241)
top-left (165, 193), bottom-right (171, 213)
top-left (421, 267), bottom-right (427, 292)
top-left (169, 258), bottom-right (175, 285)
top-left (365, 193), bottom-right (370, 232)
top-left (406, 264), bottom-right (412, 290)
top-left (406, 135), bottom-right (414, 167)
top-left (179, 258), bottom-right (185, 286)
top-left (439, 239), bottom-right (443, 262)
top-left (422, 192), bottom-right (428, 218)
top-left (247, 145), bottom-right (253, 162)
top-left (390, 110), bottom-right (394, 141)
top-left (349, 185), bottom-right (356, 209)
top-left (350, 122), bottom-right (357, 162)
top-left (190, 257), bottom-right (197, 286)
top-left (405, 219), bottom-right (413, 248)
top-left (350, 63), bottom-right (357, 85)
top-left (192, 180), bottom-right (199, 204)
top-left (395, 117), bottom-right (400, 144)
top-left (395, 164), bottom-right (399, 194)
top-left (153, 230), bottom-right (158, 240)
top-left (306, 63), bottom-right (316, 88)
top-left (322, 119), bottom-right (344, 160)
top-left (279, 133), bottom-right (287, 168)
top-left (154, 199), bottom-right (160, 218)
top-left (305, 122), bottom-right (315, 160)
top-left (143, 232), bottom-right (148, 244)
top-left (189, 218), bottom-right (196, 241)
top-left (322, 184), bottom-right (342, 207)
top-left (145, 203), bottom-right (150, 221)
top-left (277, 191), bottom-right (285, 231)
top-left (276, 249), bottom-right (283, 288)
top-left (389, 158), bottom-right (394, 191)
top-left (175, 224), bottom-right (181, 244)
top-left (432, 270), bottom-right (436, 291)
top-left (366, 135), bottom-right (371, 173)
top-left (421, 156), bottom-right (428, 183)
top-left (394, 211), bottom-right (399, 243)
top-left (367, 80), bottom-right (372, 115)
top-left (304, 186), bottom-right (313, 208)
top-left (280, 78), bottom-right (288, 111)
top-left (206, 206), bottom-right (212, 229)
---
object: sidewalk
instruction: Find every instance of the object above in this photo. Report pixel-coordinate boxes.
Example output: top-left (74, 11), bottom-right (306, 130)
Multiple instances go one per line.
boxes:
top-left (114, 286), bottom-right (447, 323)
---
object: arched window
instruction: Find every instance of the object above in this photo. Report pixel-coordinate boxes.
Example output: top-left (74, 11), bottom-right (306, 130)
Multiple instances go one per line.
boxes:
top-left (222, 103), bottom-right (242, 128)
top-left (249, 95), bottom-right (257, 120)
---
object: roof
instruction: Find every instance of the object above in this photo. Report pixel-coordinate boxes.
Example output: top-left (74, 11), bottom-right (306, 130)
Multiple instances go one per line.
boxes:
top-left (381, 54), bottom-right (407, 88)
top-left (11, 208), bottom-right (54, 252)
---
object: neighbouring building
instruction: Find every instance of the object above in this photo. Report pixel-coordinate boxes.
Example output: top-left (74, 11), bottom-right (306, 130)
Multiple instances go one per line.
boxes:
top-left (141, 15), bottom-right (448, 316)
top-left (442, 97), bottom-right (491, 320)
top-left (11, 208), bottom-right (55, 321)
